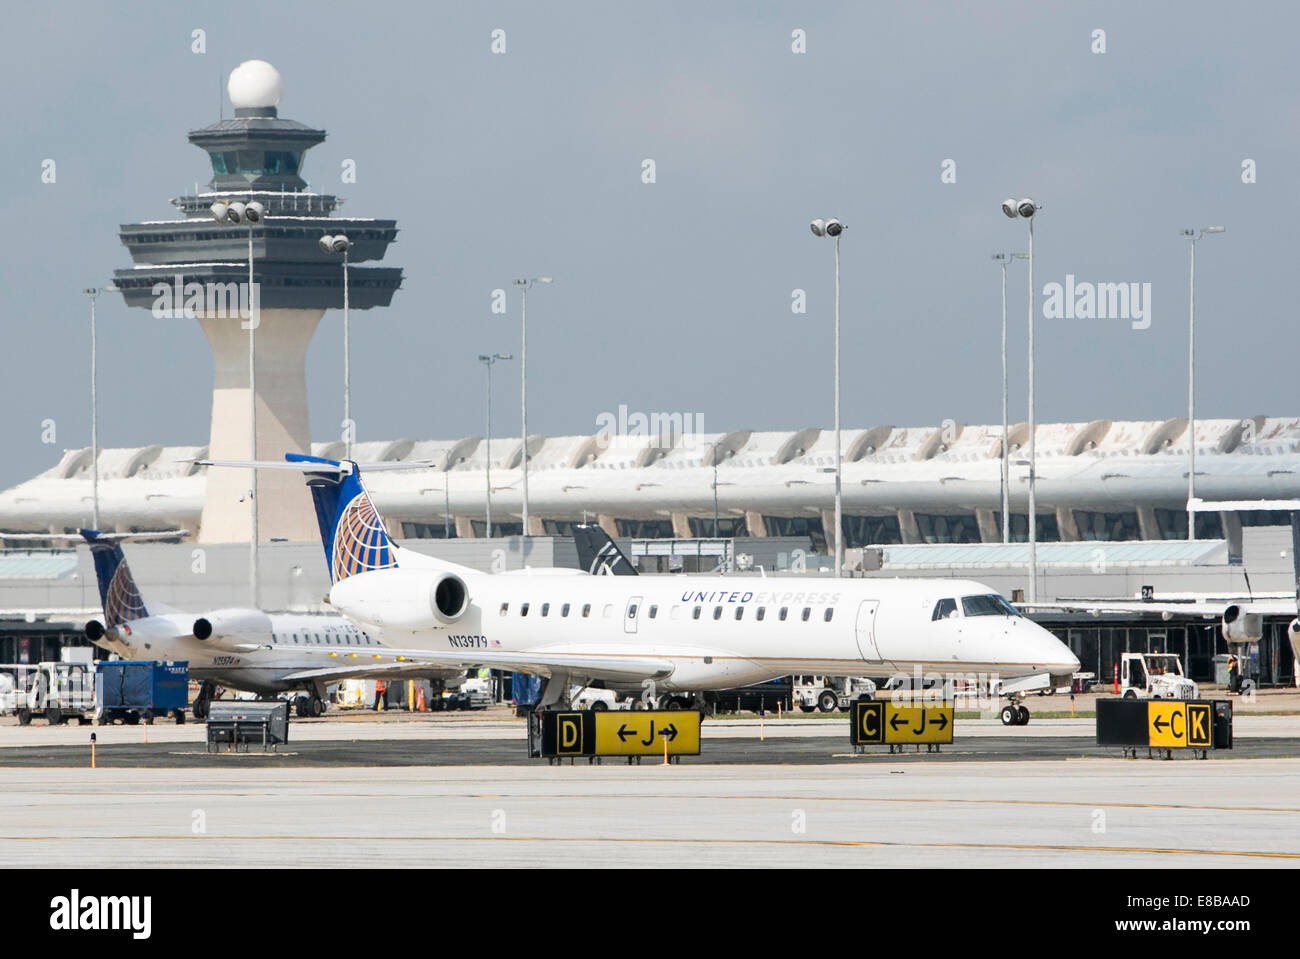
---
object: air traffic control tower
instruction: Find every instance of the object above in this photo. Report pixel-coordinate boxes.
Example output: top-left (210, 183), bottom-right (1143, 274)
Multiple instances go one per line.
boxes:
top-left (112, 60), bottom-right (402, 543)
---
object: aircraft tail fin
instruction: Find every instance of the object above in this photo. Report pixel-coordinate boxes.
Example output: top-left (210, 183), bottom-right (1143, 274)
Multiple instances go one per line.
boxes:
top-left (79, 529), bottom-right (150, 626)
top-left (286, 454), bottom-right (399, 584)
top-left (573, 525), bottom-right (637, 575)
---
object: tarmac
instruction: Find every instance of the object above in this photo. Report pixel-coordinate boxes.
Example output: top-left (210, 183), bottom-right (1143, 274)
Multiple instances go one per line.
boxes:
top-left (1, 704), bottom-right (1298, 867)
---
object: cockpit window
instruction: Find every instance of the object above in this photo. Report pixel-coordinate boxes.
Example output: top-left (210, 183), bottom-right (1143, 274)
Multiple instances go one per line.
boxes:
top-left (960, 594), bottom-right (1021, 617)
top-left (931, 598), bottom-right (958, 621)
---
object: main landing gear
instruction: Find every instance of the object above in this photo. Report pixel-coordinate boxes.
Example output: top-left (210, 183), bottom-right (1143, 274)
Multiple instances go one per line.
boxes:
top-left (191, 681), bottom-right (217, 720)
top-left (1000, 700), bottom-right (1030, 726)
top-left (295, 692), bottom-right (327, 718)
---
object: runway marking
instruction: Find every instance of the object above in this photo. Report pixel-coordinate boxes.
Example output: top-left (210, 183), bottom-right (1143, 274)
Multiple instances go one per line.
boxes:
top-left (0, 834), bottom-right (1295, 860)
top-left (5, 789), bottom-right (1300, 815)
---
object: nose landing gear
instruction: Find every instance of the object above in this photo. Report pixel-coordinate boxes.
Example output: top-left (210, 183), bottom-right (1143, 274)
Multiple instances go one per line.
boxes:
top-left (1000, 701), bottom-right (1030, 726)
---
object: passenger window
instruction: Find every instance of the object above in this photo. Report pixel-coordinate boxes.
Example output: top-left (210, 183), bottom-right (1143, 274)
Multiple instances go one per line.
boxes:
top-left (648, 605), bottom-right (658, 619)
top-left (628, 604), bottom-right (638, 619)
top-left (801, 607), bottom-right (811, 622)
top-left (499, 603), bottom-right (509, 616)
top-left (823, 608), bottom-right (834, 622)
top-left (561, 603), bottom-right (570, 617)
top-left (779, 607), bottom-right (788, 621)
top-left (931, 598), bottom-right (958, 621)
top-left (734, 607), bottom-right (744, 621)
top-left (693, 606), bottom-right (702, 620)
top-left (292, 633), bottom-right (298, 642)
top-left (712, 606), bottom-right (722, 620)
top-left (521, 602), bottom-right (530, 617)
top-left (756, 607), bottom-right (766, 621)
top-left (541, 603), bottom-right (550, 617)
top-left (582, 604), bottom-right (591, 618)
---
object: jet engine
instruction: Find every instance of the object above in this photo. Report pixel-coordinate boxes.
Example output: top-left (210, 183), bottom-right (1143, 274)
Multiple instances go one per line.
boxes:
top-left (192, 608), bottom-right (274, 649)
top-left (328, 568), bottom-right (470, 630)
top-left (1221, 604), bottom-right (1263, 646)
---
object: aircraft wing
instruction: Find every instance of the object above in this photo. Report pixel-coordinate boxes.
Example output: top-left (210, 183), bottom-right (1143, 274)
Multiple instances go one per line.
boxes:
top-left (248, 644), bottom-right (676, 684)
top-left (278, 662), bottom-right (462, 683)
top-left (1022, 599), bottom-right (1298, 618)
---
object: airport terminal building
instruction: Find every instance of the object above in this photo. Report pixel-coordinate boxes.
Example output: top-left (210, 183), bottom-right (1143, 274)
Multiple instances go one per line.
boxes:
top-left (1, 415), bottom-right (1297, 687)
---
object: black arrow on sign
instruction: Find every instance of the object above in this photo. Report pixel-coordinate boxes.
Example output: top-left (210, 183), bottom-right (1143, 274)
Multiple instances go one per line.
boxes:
top-left (929, 712), bottom-right (949, 731)
top-left (889, 713), bottom-right (906, 732)
top-left (617, 724), bottom-right (635, 742)
top-left (660, 724), bottom-right (678, 742)
top-left (1152, 715), bottom-right (1169, 733)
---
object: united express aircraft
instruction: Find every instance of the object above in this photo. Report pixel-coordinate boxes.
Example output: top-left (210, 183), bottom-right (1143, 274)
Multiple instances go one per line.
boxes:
top-left (242, 454), bottom-right (1080, 724)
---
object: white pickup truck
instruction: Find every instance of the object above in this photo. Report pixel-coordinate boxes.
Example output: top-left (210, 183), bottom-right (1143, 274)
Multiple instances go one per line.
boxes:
top-left (1120, 652), bottom-right (1198, 701)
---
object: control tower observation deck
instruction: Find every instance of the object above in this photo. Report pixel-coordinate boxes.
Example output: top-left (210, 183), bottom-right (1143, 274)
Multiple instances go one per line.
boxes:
top-left (112, 61), bottom-right (402, 543)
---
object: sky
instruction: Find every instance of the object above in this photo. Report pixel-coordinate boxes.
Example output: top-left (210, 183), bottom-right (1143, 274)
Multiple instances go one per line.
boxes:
top-left (1, 0), bottom-right (1295, 490)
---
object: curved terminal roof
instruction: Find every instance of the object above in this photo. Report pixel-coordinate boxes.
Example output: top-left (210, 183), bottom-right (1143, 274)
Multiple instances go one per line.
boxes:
top-left (1, 417), bottom-right (1298, 537)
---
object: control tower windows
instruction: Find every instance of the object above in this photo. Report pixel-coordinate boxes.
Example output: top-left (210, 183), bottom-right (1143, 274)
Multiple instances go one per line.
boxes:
top-left (208, 150), bottom-right (303, 176)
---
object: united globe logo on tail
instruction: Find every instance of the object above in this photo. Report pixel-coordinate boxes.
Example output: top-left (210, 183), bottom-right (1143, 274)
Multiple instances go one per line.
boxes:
top-left (104, 563), bottom-right (149, 627)
top-left (331, 491), bottom-right (398, 583)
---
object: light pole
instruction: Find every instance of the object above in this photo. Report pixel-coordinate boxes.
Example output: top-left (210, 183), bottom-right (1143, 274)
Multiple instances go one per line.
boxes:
top-left (810, 217), bottom-right (845, 578)
top-left (83, 288), bottom-right (100, 531)
top-left (1001, 198), bottom-right (1039, 601)
top-left (512, 276), bottom-right (552, 538)
top-left (992, 253), bottom-right (1027, 544)
top-left (478, 353), bottom-right (512, 538)
top-left (1181, 226), bottom-right (1225, 540)
top-left (320, 234), bottom-right (354, 460)
top-left (711, 439), bottom-right (722, 538)
top-left (210, 198), bottom-right (265, 606)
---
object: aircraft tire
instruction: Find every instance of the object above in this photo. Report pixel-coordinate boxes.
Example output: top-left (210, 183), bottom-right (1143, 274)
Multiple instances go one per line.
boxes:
top-left (1017, 706), bottom-right (1030, 725)
top-left (1000, 705), bottom-right (1017, 726)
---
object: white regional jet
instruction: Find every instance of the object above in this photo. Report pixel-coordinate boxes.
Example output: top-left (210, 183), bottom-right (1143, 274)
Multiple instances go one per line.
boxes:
top-left (76, 530), bottom-right (465, 717)
top-left (217, 454), bottom-right (1080, 725)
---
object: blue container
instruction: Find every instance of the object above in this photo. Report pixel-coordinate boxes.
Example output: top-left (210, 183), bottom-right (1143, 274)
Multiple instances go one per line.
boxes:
top-left (96, 661), bottom-right (189, 712)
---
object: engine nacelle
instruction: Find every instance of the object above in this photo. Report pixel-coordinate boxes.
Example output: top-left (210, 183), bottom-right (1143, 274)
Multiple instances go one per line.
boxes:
top-left (328, 568), bottom-right (470, 630)
top-left (85, 619), bottom-right (105, 641)
top-left (192, 608), bottom-right (274, 650)
top-left (1221, 604), bottom-right (1263, 646)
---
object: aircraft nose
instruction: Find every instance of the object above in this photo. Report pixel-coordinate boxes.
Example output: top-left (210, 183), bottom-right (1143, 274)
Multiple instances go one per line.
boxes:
top-left (1039, 626), bottom-right (1079, 672)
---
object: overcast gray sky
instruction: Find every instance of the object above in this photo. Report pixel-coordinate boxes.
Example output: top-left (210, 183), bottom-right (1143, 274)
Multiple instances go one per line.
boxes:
top-left (1, 1), bottom-right (1294, 490)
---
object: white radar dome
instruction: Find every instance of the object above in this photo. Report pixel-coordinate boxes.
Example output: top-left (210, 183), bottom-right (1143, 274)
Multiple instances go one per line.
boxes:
top-left (228, 60), bottom-right (283, 110)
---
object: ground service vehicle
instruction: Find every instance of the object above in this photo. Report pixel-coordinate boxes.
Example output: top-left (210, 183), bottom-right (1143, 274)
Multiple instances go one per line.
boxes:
top-left (1119, 652), bottom-right (1198, 700)
top-left (10, 662), bottom-right (96, 725)
top-left (793, 675), bottom-right (877, 712)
